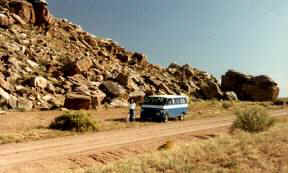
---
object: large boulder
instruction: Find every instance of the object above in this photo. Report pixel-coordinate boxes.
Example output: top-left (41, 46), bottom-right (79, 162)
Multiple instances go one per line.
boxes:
top-left (8, 0), bottom-right (53, 26)
top-left (129, 53), bottom-right (148, 66)
top-left (0, 13), bottom-right (15, 27)
top-left (179, 81), bottom-right (198, 94)
top-left (115, 73), bottom-right (139, 91)
top-left (168, 64), bottom-right (196, 81)
top-left (9, 0), bottom-right (35, 24)
top-left (83, 35), bottom-right (98, 47)
top-left (99, 81), bottom-right (126, 98)
top-left (64, 94), bottom-right (91, 110)
top-left (34, 76), bottom-right (47, 89)
top-left (74, 57), bottom-right (93, 74)
top-left (129, 90), bottom-right (145, 103)
top-left (0, 73), bottom-right (11, 91)
top-left (199, 80), bottom-right (223, 99)
top-left (116, 73), bottom-right (130, 87)
top-left (91, 90), bottom-right (106, 109)
top-left (223, 91), bottom-right (238, 101)
top-left (221, 70), bottom-right (279, 101)
top-left (0, 87), bottom-right (21, 109)
top-left (116, 53), bottom-right (129, 63)
top-left (0, 87), bottom-right (11, 101)
top-left (49, 95), bottom-right (65, 108)
top-left (64, 57), bottom-right (93, 76)
top-left (29, 0), bottom-right (53, 25)
top-left (167, 64), bottom-right (223, 99)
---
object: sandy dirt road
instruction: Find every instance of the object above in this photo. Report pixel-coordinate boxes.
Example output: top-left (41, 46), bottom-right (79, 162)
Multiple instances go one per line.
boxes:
top-left (0, 109), bottom-right (287, 172)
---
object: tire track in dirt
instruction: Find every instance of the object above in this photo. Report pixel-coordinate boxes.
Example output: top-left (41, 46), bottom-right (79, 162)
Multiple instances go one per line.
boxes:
top-left (0, 110), bottom-right (287, 169)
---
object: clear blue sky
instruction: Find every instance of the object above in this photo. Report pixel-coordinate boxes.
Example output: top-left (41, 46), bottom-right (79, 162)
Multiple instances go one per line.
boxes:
top-left (49, 0), bottom-right (287, 97)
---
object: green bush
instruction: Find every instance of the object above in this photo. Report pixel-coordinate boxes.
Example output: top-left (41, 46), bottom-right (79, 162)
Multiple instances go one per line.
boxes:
top-left (49, 111), bottom-right (100, 132)
top-left (231, 107), bottom-right (275, 133)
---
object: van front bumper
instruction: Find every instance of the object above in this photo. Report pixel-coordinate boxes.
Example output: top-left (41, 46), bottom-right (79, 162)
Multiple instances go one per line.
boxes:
top-left (140, 109), bottom-right (164, 119)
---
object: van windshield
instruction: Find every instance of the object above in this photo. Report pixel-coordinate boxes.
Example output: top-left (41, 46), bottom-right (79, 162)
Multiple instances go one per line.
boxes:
top-left (144, 97), bottom-right (167, 105)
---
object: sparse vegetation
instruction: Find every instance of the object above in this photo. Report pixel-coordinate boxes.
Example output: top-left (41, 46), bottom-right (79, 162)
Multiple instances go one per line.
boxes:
top-left (49, 111), bottom-right (100, 132)
top-left (273, 97), bottom-right (288, 106)
top-left (74, 119), bottom-right (288, 173)
top-left (0, 102), bottom-right (284, 145)
top-left (158, 140), bottom-right (175, 151)
top-left (231, 106), bottom-right (275, 133)
top-left (222, 101), bottom-right (233, 109)
top-left (0, 129), bottom-right (73, 144)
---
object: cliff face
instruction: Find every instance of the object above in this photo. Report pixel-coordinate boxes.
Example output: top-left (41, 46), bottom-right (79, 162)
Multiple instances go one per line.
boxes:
top-left (0, 1), bottom-right (245, 110)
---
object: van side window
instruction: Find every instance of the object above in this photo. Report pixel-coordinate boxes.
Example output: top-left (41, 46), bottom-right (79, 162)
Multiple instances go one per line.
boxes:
top-left (172, 98), bottom-right (175, 104)
top-left (167, 99), bottom-right (173, 105)
top-left (181, 98), bottom-right (187, 104)
top-left (173, 98), bottom-right (177, 104)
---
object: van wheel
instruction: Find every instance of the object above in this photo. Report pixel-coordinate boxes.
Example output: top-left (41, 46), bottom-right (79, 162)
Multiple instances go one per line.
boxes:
top-left (163, 113), bottom-right (169, 123)
top-left (178, 114), bottom-right (185, 121)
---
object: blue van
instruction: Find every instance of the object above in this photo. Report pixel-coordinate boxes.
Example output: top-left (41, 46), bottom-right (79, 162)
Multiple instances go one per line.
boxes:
top-left (140, 95), bottom-right (188, 122)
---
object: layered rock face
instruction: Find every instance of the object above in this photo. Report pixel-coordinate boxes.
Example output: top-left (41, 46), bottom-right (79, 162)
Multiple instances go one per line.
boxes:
top-left (221, 70), bottom-right (279, 101)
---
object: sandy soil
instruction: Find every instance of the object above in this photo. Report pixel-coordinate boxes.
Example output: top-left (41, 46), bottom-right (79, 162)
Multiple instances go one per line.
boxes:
top-left (0, 109), bottom-right (287, 173)
top-left (0, 108), bottom-right (137, 132)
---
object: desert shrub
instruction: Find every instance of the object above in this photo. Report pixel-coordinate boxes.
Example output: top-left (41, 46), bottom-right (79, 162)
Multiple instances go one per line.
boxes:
top-left (49, 111), bottom-right (100, 132)
top-left (231, 107), bottom-right (275, 133)
top-left (209, 99), bottom-right (219, 106)
top-left (222, 101), bottom-right (233, 109)
top-left (103, 103), bottom-right (109, 109)
top-left (273, 98), bottom-right (288, 106)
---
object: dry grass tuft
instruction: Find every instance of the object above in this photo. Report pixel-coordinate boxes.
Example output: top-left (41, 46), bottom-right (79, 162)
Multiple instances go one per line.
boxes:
top-left (76, 121), bottom-right (288, 173)
top-left (222, 101), bottom-right (233, 109)
top-left (158, 140), bottom-right (175, 151)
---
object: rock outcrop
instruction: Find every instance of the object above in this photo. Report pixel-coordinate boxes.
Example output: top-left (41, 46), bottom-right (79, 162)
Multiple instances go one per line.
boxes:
top-left (167, 64), bottom-right (223, 99)
top-left (221, 70), bottom-right (279, 101)
top-left (9, 0), bottom-right (36, 24)
top-left (0, 0), bottom-right (52, 27)
top-left (0, 1), bottom-right (279, 111)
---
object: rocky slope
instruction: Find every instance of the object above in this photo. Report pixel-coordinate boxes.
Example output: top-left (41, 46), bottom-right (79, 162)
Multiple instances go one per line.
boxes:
top-left (0, 0), bottom-right (227, 111)
top-left (0, 0), bottom-right (280, 111)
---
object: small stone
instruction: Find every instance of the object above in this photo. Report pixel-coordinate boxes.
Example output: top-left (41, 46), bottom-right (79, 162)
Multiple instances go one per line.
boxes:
top-left (34, 76), bottom-right (48, 89)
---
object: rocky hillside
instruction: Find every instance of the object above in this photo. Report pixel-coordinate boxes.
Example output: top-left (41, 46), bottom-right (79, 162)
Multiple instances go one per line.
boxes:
top-left (0, 0), bottom-right (228, 111)
top-left (0, 0), bottom-right (279, 111)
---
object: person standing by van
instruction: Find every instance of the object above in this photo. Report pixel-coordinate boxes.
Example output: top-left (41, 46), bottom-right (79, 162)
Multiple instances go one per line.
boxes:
top-left (129, 99), bottom-right (136, 122)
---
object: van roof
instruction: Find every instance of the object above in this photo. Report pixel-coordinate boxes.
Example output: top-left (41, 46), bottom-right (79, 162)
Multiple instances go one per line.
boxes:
top-left (148, 95), bottom-right (188, 99)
